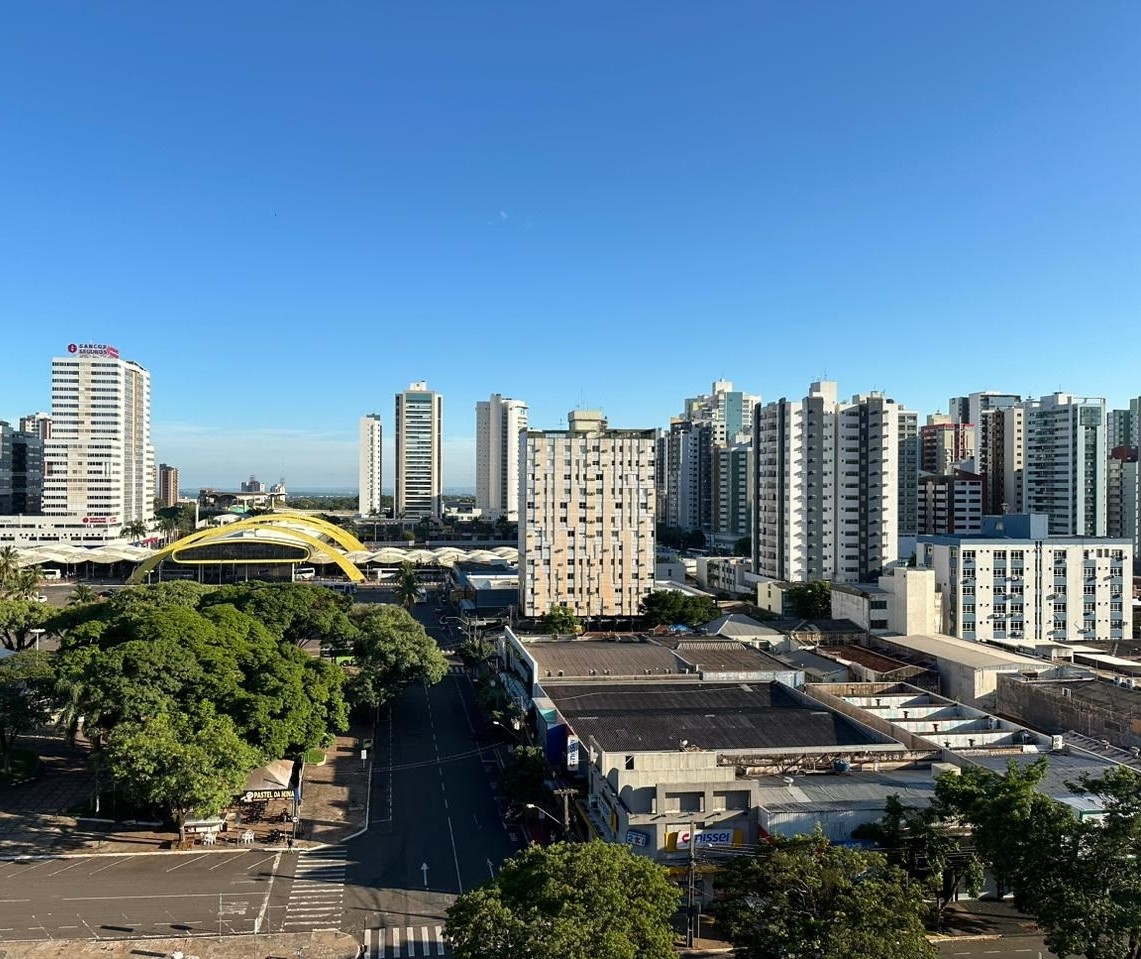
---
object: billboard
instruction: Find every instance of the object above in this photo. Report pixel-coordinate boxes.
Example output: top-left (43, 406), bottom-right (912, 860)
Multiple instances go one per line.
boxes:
top-left (67, 343), bottom-right (120, 358)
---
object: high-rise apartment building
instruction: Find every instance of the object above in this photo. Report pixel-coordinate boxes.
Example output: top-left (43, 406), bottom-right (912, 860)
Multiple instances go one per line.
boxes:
top-left (949, 391), bottom-right (1021, 513)
top-left (712, 440), bottom-right (752, 543)
top-left (358, 414), bottom-right (383, 517)
top-left (752, 381), bottom-right (916, 584)
top-left (920, 415), bottom-right (975, 475)
top-left (918, 469), bottom-right (983, 536)
top-left (157, 463), bottom-right (180, 508)
top-left (395, 381), bottom-right (443, 518)
top-left (665, 381), bottom-right (759, 534)
top-left (918, 513), bottom-right (1131, 643)
top-left (42, 343), bottom-right (154, 529)
top-left (1021, 393), bottom-right (1106, 537)
top-left (19, 412), bottom-right (52, 441)
top-left (475, 394), bottom-right (528, 522)
top-left (1107, 398), bottom-right (1140, 552)
top-left (519, 410), bottom-right (656, 618)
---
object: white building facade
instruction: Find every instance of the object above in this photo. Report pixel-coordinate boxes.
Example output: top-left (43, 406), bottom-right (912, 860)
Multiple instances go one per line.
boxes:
top-left (918, 513), bottom-right (1131, 644)
top-left (41, 343), bottom-right (154, 533)
top-left (519, 410), bottom-right (656, 618)
top-left (475, 393), bottom-right (528, 522)
top-left (358, 413), bottom-right (383, 517)
top-left (394, 381), bottom-right (443, 518)
top-left (752, 381), bottom-right (917, 585)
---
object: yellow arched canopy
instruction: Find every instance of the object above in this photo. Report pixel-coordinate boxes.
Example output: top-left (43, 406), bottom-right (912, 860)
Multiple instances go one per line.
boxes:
top-left (127, 514), bottom-right (366, 584)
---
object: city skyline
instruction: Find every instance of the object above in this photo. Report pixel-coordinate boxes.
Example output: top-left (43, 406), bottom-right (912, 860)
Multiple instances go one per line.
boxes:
top-left (1, 4), bottom-right (1138, 488)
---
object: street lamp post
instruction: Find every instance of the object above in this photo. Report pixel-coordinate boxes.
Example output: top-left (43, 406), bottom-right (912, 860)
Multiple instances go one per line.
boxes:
top-left (524, 802), bottom-right (563, 843)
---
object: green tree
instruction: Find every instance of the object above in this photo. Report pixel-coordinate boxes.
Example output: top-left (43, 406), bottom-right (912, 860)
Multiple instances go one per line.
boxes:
top-left (344, 604), bottom-right (447, 708)
top-left (121, 519), bottom-right (149, 541)
top-left (713, 830), bottom-right (937, 959)
top-left (101, 704), bottom-right (260, 840)
top-left (446, 840), bottom-right (679, 959)
top-left (0, 546), bottom-right (20, 588)
top-left (501, 745), bottom-right (548, 807)
top-left (394, 562), bottom-right (420, 609)
top-left (199, 582), bottom-right (354, 650)
top-left (68, 583), bottom-right (99, 606)
top-left (3, 566), bottom-right (44, 601)
top-left (0, 650), bottom-right (60, 776)
top-left (936, 759), bottom-right (1141, 959)
top-left (640, 590), bottom-right (720, 628)
top-left (852, 793), bottom-right (983, 918)
top-left (787, 580), bottom-right (832, 619)
top-left (0, 598), bottom-right (53, 651)
top-left (157, 515), bottom-right (180, 544)
top-left (540, 604), bottom-right (581, 635)
top-left (733, 536), bottom-right (751, 557)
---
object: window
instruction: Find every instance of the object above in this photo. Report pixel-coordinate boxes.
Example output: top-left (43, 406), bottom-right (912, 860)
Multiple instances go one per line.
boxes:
top-left (624, 755), bottom-right (635, 770)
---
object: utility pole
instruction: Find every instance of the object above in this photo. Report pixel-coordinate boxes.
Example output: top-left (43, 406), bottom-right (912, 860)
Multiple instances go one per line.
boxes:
top-left (686, 821), bottom-right (696, 948)
top-left (552, 787), bottom-right (576, 832)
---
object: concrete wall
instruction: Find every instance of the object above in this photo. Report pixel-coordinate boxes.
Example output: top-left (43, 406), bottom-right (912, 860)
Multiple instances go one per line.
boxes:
top-left (997, 675), bottom-right (1141, 751)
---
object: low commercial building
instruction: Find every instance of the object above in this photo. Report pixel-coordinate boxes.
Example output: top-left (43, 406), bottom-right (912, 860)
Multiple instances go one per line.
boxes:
top-left (830, 568), bottom-right (941, 636)
top-left (996, 673), bottom-right (1141, 752)
top-left (447, 560), bottom-right (518, 619)
top-left (543, 681), bottom-right (907, 873)
top-left (867, 632), bottom-right (1053, 708)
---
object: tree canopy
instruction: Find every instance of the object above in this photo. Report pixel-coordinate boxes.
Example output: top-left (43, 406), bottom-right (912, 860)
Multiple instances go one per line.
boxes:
top-left (639, 590), bottom-right (720, 628)
top-left (0, 650), bottom-right (61, 776)
top-left (344, 604), bottom-right (447, 708)
top-left (786, 581), bottom-right (832, 619)
top-left (540, 604), bottom-right (581, 635)
top-left (713, 830), bottom-right (937, 959)
top-left (0, 598), bottom-right (54, 651)
top-left (935, 758), bottom-right (1141, 959)
top-left (446, 840), bottom-right (679, 959)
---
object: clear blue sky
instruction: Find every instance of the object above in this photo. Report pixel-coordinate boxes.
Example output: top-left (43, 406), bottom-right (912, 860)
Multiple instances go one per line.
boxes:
top-left (1, 2), bottom-right (1137, 490)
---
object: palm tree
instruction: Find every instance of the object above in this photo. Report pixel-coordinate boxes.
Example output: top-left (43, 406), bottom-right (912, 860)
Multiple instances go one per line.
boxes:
top-left (7, 566), bottom-right (43, 600)
top-left (121, 519), bottom-right (149, 542)
top-left (68, 583), bottom-right (98, 606)
top-left (158, 516), bottom-right (179, 545)
top-left (394, 562), bottom-right (419, 609)
top-left (0, 546), bottom-right (20, 590)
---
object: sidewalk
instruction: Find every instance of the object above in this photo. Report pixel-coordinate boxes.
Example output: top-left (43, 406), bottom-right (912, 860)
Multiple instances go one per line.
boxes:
top-left (0, 930), bottom-right (358, 959)
top-left (0, 724), bottom-right (372, 858)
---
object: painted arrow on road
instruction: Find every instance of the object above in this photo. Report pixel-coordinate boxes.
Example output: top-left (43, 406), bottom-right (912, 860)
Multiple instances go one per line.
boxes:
top-left (421, 862), bottom-right (429, 888)
top-left (486, 858), bottom-right (495, 879)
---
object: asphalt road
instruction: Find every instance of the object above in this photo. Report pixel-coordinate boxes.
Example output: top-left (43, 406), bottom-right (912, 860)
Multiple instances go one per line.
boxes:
top-left (341, 594), bottom-right (519, 955)
top-left (937, 937), bottom-right (1053, 957)
top-left (0, 848), bottom-right (289, 939)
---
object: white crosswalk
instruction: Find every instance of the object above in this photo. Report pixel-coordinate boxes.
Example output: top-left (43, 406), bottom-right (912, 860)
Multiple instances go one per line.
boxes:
top-left (448, 664), bottom-right (465, 675)
top-left (365, 923), bottom-right (449, 957)
top-left (281, 848), bottom-right (348, 931)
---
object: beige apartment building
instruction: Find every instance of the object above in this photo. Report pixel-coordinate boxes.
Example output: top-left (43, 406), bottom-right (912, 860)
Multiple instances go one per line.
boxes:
top-left (519, 410), bottom-right (656, 619)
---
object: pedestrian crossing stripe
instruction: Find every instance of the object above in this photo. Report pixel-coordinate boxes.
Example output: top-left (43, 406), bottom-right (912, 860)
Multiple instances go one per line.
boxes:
top-left (282, 848), bottom-right (348, 931)
top-left (365, 924), bottom-right (448, 957)
top-left (448, 664), bottom-right (465, 674)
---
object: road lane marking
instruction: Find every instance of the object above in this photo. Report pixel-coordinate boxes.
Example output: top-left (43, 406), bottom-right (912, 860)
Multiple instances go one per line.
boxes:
top-left (447, 814), bottom-right (463, 893)
top-left (45, 859), bottom-right (87, 876)
top-left (63, 893), bottom-right (223, 901)
top-left (0, 899), bottom-right (30, 903)
top-left (165, 853), bottom-right (209, 872)
top-left (86, 856), bottom-right (129, 875)
top-left (208, 852), bottom-right (246, 870)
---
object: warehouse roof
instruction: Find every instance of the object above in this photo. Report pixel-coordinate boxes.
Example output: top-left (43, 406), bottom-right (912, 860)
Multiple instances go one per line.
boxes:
top-left (543, 682), bottom-right (897, 753)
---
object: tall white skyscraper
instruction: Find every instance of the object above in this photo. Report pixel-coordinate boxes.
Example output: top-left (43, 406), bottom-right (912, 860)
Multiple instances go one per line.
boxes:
top-left (475, 393), bottom-right (528, 522)
top-left (358, 414), bottom-right (383, 517)
top-left (1021, 393), bottom-right (1107, 536)
top-left (42, 342), bottom-right (154, 529)
top-left (395, 381), bottom-right (443, 518)
top-left (752, 381), bottom-right (916, 584)
top-left (519, 410), bottom-right (656, 619)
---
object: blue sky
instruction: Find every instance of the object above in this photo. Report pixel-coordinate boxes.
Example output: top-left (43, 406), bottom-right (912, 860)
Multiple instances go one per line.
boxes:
top-left (1, 2), bottom-right (1138, 490)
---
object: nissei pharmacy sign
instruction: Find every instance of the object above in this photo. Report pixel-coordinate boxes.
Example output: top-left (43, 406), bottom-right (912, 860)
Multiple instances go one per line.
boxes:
top-left (670, 828), bottom-right (742, 851)
top-left (67, 343), bottom-right (120, 358)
